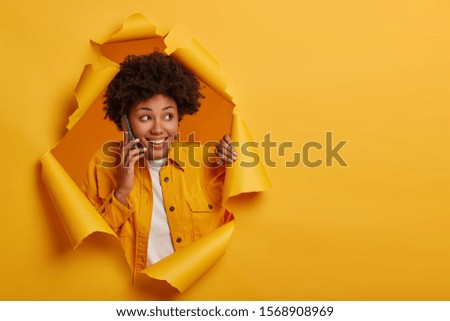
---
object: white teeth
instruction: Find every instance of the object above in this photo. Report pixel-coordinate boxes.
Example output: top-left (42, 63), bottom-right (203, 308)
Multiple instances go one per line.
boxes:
top-left (149, 139), bottom-right (165, 144)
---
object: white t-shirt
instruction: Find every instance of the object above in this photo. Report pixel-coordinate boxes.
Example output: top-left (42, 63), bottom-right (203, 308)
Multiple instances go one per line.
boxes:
top-left (146, 159), bottom-right (175, 266)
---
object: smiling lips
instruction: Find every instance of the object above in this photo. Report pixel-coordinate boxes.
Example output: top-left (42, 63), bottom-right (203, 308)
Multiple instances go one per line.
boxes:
top-left (147, 137), bottom-right (168, 149)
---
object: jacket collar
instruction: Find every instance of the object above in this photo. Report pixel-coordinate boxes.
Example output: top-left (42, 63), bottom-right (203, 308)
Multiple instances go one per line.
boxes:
top-left (166, 140), bottom-right (188, 171)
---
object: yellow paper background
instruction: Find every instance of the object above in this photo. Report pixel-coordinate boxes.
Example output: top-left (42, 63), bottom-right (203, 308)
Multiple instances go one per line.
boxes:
top-left (43, 13), bottom-right (264, 293)
top-left (1, 0), bottom-right (450, 299)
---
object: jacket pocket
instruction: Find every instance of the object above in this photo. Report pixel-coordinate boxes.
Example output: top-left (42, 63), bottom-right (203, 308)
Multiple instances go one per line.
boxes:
top-left (185, 194), bottom-right (215, 213)
top-left (186, 194), bottom-right (223, 238)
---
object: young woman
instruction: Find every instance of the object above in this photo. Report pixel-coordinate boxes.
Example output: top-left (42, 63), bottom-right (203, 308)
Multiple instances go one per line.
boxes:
top-left (81, 52), bottom-right (235, 276)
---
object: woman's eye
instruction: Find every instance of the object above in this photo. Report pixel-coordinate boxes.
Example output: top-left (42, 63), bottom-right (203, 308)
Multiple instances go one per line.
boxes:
top-left (164, 114), bottom-right (173, 120)
top-left (140, 115), bottom-right (151, 121)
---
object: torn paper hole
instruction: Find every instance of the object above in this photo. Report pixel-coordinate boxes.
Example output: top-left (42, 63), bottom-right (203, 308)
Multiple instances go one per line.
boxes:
top-left (41, 13), bottom-right (270, 293)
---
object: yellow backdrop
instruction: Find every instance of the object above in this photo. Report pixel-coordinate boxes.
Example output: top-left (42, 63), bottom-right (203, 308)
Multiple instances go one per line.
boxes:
top-left (1, 0), bottom-right (450, 300)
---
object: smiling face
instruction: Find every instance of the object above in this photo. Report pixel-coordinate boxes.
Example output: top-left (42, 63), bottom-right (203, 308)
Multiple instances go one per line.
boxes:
top-left (128, 94), bottom-right (179, 160)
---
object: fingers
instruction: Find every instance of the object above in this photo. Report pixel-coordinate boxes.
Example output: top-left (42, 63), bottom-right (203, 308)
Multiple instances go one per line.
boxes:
top-left (124, 137), bottom-right (139, 150)
top-left (215, 134), bottom-right (237, 164)
top-left (123, 131), bottom-right (133, 146)
top-left (223, 134), bottom-right (232, 145)
top-left (122, 138), bottom-right (146, 168)
top-left (123, 131), bottom-right (139, 148)
top-left (115, 132), bottom-right (144, 202)
top-left (127, 147), bottom-right (147, 167)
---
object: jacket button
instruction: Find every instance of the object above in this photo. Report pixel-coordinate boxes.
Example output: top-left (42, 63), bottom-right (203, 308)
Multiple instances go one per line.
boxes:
top-left (169, 206), bottom-right (175, 212)
top-left (208, 204), bottom-right (213, 209)
top-left (164, 177), bottom-right (169, 182)
top-left (101, 208), bottom-right (105, 213)
top-left (176, 237), bottom-right (182, 243)
top-left (109, 198), bottom-right (113, 204)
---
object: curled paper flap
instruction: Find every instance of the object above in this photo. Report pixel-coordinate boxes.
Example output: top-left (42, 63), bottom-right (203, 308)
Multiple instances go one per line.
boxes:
top-left (93, 13), bottom-right (165, 45)
top-left (68, 61), bottom-right (119, 130)
top-left (41, 152), bottom-right (115, 248)
top-left (167, 38), bottom-right (231, 101)
top-left (41, 13), bottom-right (270, 292)
top-left (141, 221), bottom-right (234, 292)
top-left (223, 112), bottom-right (272, 205)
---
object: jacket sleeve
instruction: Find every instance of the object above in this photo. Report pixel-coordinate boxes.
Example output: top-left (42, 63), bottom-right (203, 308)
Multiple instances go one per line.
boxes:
top-left (80, 151), bottom-right (134, 234)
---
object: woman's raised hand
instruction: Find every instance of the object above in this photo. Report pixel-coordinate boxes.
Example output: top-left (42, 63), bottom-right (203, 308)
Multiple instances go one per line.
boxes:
top-left (215, 134), bottom-right (237, 165)
top-left (114, 132), bottom-right (147, 205)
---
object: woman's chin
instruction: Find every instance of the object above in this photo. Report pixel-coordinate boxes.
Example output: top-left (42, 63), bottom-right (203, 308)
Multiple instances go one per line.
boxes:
top-left (146, 150), bottom-right (168, 161)
top-left (145, 141), bottom-right (172, 161)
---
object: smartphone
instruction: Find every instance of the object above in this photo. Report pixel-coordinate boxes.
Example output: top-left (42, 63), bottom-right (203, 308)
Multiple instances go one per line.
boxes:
top-left (121, 115), bottom-right (138, 149)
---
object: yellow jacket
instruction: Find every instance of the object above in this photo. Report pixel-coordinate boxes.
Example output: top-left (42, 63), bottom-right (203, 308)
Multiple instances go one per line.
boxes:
top-left (81, 141), bottom-right (231, 277)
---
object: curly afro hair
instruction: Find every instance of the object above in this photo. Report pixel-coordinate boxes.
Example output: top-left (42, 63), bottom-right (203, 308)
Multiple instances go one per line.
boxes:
top-left (104, 52), bottom-right (203, 130)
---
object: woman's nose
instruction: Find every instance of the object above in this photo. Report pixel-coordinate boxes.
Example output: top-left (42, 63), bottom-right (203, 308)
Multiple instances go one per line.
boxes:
top-left (150, 121), bottom-right (163, 135)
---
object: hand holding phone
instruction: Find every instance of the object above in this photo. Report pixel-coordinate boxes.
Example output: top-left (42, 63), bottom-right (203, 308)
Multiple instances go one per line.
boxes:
top-left (121, 115), bottom-right (138, 149)
top-left (115, 115), bottom-right (146, 205)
